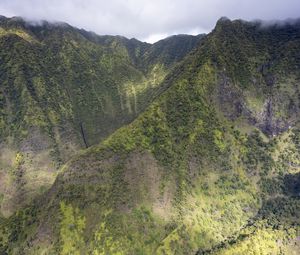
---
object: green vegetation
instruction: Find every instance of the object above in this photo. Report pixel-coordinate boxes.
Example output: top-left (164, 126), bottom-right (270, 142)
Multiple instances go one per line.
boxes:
top-left (60, 202), bottom-right (85, 255)
top-left (0, 16), bottom-right (300, 255)
top-left (0, 16), bottom-right (203, 216)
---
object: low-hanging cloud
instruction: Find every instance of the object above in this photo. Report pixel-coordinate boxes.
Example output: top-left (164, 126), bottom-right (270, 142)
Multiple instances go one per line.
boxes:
top-left (0, 0), bottom-right (299, 42)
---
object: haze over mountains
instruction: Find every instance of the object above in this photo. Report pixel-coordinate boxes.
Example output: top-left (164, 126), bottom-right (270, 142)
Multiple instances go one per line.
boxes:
top-left (0, 15), bottom-right (300, 255)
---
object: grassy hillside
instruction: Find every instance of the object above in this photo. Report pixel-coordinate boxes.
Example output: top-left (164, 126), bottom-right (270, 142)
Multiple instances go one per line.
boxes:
top-left (1, 18), bottom-right (299, 254)
top-left (0, 16), bottom-right (203, 217)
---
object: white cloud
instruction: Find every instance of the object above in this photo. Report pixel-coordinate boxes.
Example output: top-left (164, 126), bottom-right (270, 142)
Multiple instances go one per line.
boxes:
top-left (142, 33), bottom-right (170, 44)
top-left (0, 0), bottom-right (299, 42)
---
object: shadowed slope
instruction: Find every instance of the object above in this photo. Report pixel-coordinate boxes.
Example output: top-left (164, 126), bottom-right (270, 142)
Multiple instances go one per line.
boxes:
top-left (1, 18), bottom-right (300, 254)
top-left (0, 16), bottom-right (204, 216)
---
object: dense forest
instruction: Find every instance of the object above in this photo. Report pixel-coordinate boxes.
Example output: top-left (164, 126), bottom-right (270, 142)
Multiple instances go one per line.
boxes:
top-left (0, 16), bottom-right (300, 254)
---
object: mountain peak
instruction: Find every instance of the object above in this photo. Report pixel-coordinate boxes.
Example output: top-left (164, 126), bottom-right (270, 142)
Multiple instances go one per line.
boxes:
top-left (217, 16), bottom-right (231, 22)
top-left (215, 16), bottom-right (232, 26)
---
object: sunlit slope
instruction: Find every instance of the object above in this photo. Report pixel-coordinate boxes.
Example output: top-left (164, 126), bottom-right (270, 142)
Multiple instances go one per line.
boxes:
top-left (1, 18), bottom-right (299, 254)
top-left (0, 15), bottom-right (203, 216)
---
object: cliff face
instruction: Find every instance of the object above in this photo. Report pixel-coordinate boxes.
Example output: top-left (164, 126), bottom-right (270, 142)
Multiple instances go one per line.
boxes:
top-left (211, 18), bottom-right (300, 135)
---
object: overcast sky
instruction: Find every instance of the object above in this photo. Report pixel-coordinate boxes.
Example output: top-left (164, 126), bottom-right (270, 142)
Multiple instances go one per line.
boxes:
top-left (0, 0), bottom-right (299, 43)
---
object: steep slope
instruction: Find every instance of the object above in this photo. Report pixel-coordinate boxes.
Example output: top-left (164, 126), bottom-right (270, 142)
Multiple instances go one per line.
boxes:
top-left (1, 18), bottom-right (300, 254)
top-left (140, 34), bottom-right (205, 68)
top-left (0, 16), bottom-right (204, 216)
top-left (209, 17), bottom-right (300, 135)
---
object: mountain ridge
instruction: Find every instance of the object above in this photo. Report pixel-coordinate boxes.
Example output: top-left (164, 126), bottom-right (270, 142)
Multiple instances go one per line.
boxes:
top-left (0, 15), bottom-right (204, 217)
top-left (1, 16), bottom-right (300, 254)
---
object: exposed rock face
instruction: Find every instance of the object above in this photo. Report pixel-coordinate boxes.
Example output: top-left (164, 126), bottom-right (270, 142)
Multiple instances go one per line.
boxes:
top-left (218, 80), bottom-right (300, 136)
top-left (217, 64), bottom-right (300, 136)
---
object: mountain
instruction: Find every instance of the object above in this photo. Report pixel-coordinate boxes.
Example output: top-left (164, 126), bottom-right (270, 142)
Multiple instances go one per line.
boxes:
top-left (0, 16), bottom-right (204, 217)
top-left (1, 17), bottom-right (300, 254)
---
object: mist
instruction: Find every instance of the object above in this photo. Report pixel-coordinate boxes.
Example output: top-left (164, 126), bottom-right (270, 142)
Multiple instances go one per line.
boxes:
top-left (0, 0), bottom-right (299, 42)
